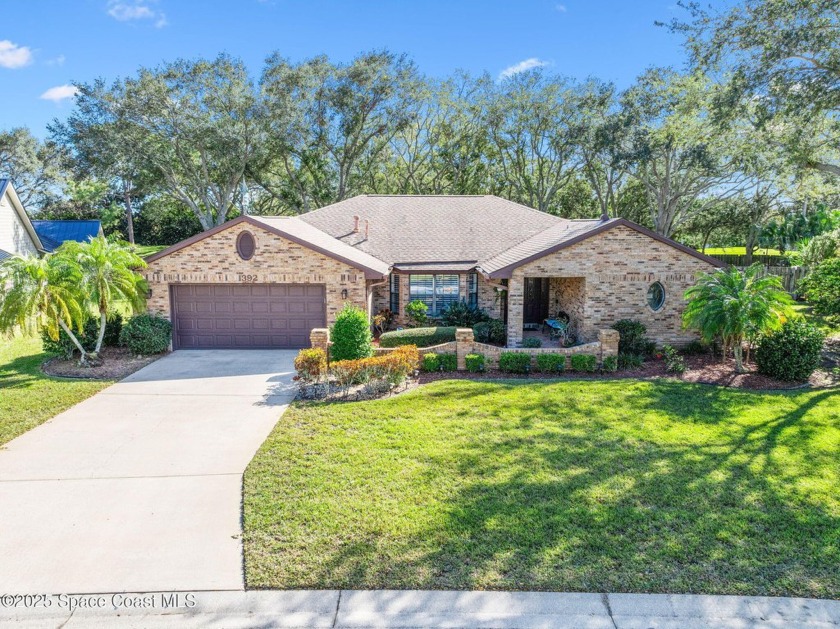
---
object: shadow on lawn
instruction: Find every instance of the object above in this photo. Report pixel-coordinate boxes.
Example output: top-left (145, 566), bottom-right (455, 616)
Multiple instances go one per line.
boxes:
top-left (0, 353), bottom-right (48, 390)
top-left (301, 382), bottom-right (840, 597)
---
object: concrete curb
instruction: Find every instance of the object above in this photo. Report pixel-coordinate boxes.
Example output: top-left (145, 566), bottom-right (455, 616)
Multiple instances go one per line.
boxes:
top-left (2, 590), bottom-right (838, 628)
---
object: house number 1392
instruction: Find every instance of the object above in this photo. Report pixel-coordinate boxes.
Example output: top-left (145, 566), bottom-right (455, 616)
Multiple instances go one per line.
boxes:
top-left (238, 274), bottom-right (258, 282)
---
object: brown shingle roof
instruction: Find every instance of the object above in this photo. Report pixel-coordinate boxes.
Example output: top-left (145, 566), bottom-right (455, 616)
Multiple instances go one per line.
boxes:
top-left (298, 195), bottom-right (562, 265)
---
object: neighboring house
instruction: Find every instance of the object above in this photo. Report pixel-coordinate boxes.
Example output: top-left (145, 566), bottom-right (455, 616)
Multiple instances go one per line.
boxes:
top-left (144, 195), bottom-right (723, 350)
top-left (0, 179), bottom-right (42, 261)
top-left (0, 178), bottom-right (103, 260)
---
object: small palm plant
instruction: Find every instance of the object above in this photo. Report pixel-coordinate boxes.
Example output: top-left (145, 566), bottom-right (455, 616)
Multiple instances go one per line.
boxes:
top-left (0, 254), bottom-right (90, 361)
top-left (683, 264), bottom-right (793, 373)
top-left (62, 236), bottom-right (148, 356)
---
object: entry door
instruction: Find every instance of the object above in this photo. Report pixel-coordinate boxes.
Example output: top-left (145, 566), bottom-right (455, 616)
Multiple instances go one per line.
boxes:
top-left (523, 278), bottom-right (550, 324)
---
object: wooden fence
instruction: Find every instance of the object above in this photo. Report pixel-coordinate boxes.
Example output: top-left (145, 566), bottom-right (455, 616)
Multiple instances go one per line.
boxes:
top-left (736, 265), bottom-right (808, 297)
top-left (710, 253), bottom-right (788, 267)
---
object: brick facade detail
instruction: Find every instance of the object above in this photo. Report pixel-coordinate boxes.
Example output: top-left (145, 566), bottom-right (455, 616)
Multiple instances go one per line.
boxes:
top-left (143, 222), bottom-right (368, 325)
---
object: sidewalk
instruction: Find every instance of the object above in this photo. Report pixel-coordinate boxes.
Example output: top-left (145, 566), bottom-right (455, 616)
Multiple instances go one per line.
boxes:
top-left (3, 590), bottom-right (839, 628)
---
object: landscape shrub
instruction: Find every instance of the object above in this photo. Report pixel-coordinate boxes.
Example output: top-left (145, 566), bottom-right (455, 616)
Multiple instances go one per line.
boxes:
top-left (41, 314), bottom-right (124, 358)
top-left (617, 353), bottom-right (644, 370)
top-left (661, 344), bottom-right (686, 375)
top-left (372, 308), bottom-right (395, 334)
top-left (755, 319), bottom-right (825, 381)
top-left (473, 319), bottom-right (506, 345)
top-left (801, 258), bottom-right (840, 317)
top-left (569, 354), bottom-right (597, 372)
top-left (499, 352), bottom-right (531, 373)
top-left (379, 326), bottom-right (456, 348)
top-left (421, 353), bottom-right (440, 372)
top-left (601, 355), bottom-right (618, 372)
top-left (328, 349), bottom-right (419, 392)
top-left (405, 300), bottom-right (429, 326)
top-left (682, 339), bottom-right (709, 355)
top-left (391, 345), bottom-right (421, 373)
top-left (464, 353), bottom-right (485, 372)
top-left (440, 301), bottom-right (489, 327)
top-left (119, 313), bottom-right (172, 355)
top-left (294, 348), bottom-right (327, 383)
top-left (521, 337), bottom-right (542, 348)
top-left (611, 319), bottom-right (655, 356)
top-left (437, 353), bottom-right (458, 371)
top-left (535, 353), bottom-right (565, 373)
top-left (330, 304), bottom-right (372, 361)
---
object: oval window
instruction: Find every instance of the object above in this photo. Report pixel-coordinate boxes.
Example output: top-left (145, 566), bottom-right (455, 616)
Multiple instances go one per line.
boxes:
top-left (647, 281), bottom-right (665, 311)
top-left (236, 231), bottom-right (256, 260)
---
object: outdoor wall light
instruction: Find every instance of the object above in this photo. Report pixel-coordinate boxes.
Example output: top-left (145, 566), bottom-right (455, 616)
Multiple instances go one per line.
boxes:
top-left (341, 289), bottom-right (348, 299)
top-left (146, 288), bottom-right (153, 299)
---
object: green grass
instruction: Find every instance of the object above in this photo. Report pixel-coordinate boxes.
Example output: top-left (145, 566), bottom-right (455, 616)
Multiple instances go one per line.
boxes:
top-left (0, 335), bottom-right (112, 446)
top-left (133, 244), bottom-right (167, 257)
top-left (793, 303), bottom-right (840, 340)
top-left (699, 246), bottom-right (785, 256)
top-left (244, 379), bottom-right (840, 597)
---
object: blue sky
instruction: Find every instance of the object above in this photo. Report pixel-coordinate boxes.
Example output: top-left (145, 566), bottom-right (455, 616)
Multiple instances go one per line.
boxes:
top-left (0, 0), bottom-right (690, 138)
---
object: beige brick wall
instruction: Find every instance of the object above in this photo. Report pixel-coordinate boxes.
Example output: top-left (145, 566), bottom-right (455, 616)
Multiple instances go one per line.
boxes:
top-left (506, 225), bottom-right (717, 347)
top-left (143, 222), bottom-right (368, 325)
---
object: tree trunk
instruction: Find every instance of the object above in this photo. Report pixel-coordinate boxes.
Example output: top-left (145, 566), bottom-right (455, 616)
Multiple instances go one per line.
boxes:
top-left (94, 310), bottom-right (107, 355)
top-left (123, 186), bottom-right (135, 245)
top-left (733, 342), bottom-right (747, 373)
top-left (58, 319), bottom-right (89, 366)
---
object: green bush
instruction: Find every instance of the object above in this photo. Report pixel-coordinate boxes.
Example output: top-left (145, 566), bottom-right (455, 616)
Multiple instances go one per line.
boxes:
top-left (120, 313), bottom-right (172, 355)
top-left (438, 353), bottom-right (458, 371)
top-left (521, 337), bottom-right (542, 348)
top-left (330, 304), bottom-right (373, 361)
top-left (440, 301), bottom-right (489, 327)
top-left (662, 344), bottom-right (686, 375)
top-left (294, 348), bottom-right (328, 383)
top-left (42, 314), bottom-right (124, 358)
top-left (379, 326), bottom-right (456, 348)
top-left (570, 354), bottom-right (597, 372)
top-left (601, 355), bottom-right (618, 372)
top-left (756, 319), bottom-right (825, 381)
top-left (535, 353), bottom-right (565, 373)
top-left (473, 319), bottom-right (506, 345)
top-left (499, 352), bottom-right (531, 373)
top-left (617, 353), bottom-right (644, 370)
top-left (801, 258), bottom-right (840, 317)
top-left (421, 353), bottom-right (440, 372)
top-left (612, 319), bottom-right (655, 356)
top-left (405, 300), bottom-right (429, 326)
top-left (682, 339), bottom-right (709, 355)
top-left (465, 353), bottom-right (485, 372)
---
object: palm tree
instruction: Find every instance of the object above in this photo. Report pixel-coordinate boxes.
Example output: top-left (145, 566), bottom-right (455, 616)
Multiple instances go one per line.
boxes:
top-left (61, 236), bottom-right (148, 355)
top-left (683, 264), bottom-right (793, 373)
top-left (0, 254), bottom-right (90, 361)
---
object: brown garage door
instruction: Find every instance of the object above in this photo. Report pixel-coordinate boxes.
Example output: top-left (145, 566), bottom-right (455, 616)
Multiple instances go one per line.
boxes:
top-left (171, 284), bottom-right (326, 349)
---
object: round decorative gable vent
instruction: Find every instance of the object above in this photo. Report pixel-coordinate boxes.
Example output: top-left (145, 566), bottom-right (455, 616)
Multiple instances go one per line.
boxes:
top-left (236, 231), bottom-right (256, 260)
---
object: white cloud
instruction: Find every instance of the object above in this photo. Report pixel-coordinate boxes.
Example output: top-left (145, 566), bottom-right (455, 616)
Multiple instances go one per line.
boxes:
top-left (555, 4), bottom-right (567, 12)
top-left (107, 1), bottom-right (168, 27)
top-left (40, 84), bottom-right (79, 103)
top-left (46, 54), bottom-right (66, 67)
top-left (498, 58), bottom-right (551, 80)
top-left (0, 40), bottom-right (33, 69)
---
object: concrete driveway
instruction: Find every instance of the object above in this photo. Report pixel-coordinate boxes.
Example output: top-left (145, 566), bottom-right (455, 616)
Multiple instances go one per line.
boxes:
top-left (0, 350), bottom-right (296, 594)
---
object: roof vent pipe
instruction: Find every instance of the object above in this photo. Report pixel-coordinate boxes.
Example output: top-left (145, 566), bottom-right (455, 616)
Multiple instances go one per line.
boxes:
top-left (601, 210), bottom-right (609, 221)
top-left (364, 219), bottom-right (370, 239)
top-left (352, 215), bottom-right (360, 233)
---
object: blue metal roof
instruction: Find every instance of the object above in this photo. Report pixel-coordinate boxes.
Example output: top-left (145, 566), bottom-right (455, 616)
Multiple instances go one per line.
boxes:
top-left (0, 179), bottom-right (9, 199)
top-left (31, 220), bottom-right (102, 252)
top-left (0, 249), bottom-right (12, 262)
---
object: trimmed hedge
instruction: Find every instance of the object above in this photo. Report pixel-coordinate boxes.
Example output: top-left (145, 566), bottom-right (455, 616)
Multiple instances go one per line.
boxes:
top-left (379, 326), bottom-right (457, 348)
top-left (601, 355), bottom-right (618, 372)
top-left (570, 354), bottom-right (597, 372)
top-left (756, 320), bottom-right (825, 382)
top-left (535, 353), bottom-right (565, 373)
top-left (120, 313), bottom-right (172, 355)
top-left (465, 353), bottom-right (485, 372)
top-left (612, 319), bottom-right (656, 357)
top-left (499, 352), bottom-right (531, 373)
top-left (421, 353), bottom-right (440, 372)
top-left (421, 352), bottom-right (457, 372)
top-left (330, 304), bottom-right (373, 361)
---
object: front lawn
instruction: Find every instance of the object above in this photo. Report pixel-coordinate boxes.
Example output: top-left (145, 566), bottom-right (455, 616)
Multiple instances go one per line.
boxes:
top-left (244, 379), bottom-right (839, 597)
top-left (0, 335), bottom-right (112, 446)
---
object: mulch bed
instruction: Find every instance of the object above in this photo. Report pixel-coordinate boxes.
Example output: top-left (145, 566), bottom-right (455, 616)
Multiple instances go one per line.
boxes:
top-left (42, 347), bottom-right (165, 380)
top-left (418, 353), bottom-right (840, 391)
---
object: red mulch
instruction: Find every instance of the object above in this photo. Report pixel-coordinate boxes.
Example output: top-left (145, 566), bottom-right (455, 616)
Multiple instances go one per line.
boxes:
top-left (418, 354), bottom-right (840, 391)
top-left (42, 347), bottom-right (165, 380)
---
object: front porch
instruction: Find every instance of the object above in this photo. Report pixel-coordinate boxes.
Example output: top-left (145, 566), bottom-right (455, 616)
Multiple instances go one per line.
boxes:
top-left (509, 276), bottom-right (586, 348)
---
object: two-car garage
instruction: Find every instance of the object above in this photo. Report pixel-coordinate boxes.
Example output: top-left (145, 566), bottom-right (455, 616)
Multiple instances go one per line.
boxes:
top-left (171, 284), bottom-right (326, 350)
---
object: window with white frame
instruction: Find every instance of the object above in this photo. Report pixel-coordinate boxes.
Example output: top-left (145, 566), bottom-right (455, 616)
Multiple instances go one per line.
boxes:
top-left (408, 274), bottom-right (460, 316)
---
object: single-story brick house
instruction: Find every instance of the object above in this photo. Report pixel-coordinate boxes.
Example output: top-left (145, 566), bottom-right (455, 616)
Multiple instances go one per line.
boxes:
top-left (143, 194), bottom-right (723, 350)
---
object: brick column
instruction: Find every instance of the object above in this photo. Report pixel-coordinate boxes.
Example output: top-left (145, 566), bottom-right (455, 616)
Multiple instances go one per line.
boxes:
top-left (455, 328), bottom-right (475, 371)
top-left (598, 328), bottom-right (620, 362)
top-left (310, 328), bottom-right (330, 353)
